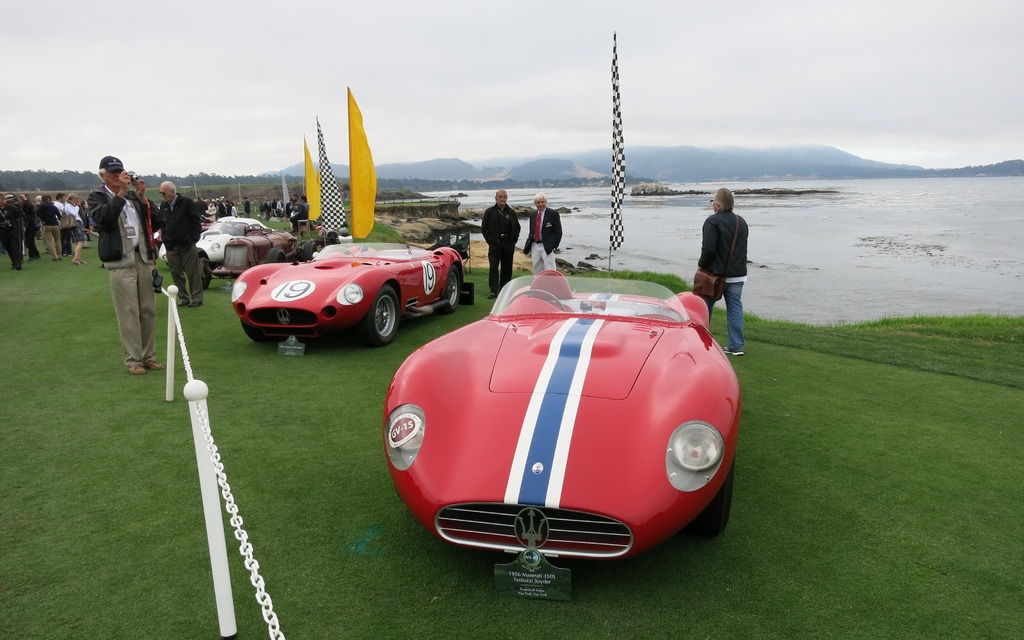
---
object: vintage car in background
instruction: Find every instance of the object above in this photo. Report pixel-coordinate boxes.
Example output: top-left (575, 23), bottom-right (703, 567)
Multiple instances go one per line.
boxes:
top-left (383, 272), bottom-right (741, 559)
top-left (230, 242), bottom-right (464, 347)
top-left (213, 228), bottom-right (354, 280)
top-left (160, 216), bottom-right (293, 288)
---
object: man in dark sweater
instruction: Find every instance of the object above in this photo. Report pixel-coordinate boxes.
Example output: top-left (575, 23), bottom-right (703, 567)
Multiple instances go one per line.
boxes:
top-left (35, 195), bottom-right (63, 260)
top-left (158, 181), bottom-right (204, 307)
top-left (481, 188), bottom-right (521, 298)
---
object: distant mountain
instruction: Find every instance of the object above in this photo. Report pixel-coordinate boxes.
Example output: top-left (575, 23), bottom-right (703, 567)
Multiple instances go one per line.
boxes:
top-left (266, 145), bottom-right (1024, 184)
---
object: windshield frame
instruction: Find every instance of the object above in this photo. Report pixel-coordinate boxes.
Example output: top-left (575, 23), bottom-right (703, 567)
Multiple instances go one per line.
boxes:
top-left (490, 274), bottom-right (689, 323)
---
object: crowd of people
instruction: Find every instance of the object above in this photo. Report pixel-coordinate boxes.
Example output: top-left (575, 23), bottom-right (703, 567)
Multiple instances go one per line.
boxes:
top-left (0, 191), bottom-right (94, 269)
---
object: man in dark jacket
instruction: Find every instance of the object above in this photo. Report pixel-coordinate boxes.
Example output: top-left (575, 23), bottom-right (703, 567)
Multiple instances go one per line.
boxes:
top-left (0, 194), bottom-right (24, 270)
top-left (289, 195), bottom-right (310, 233)
top-left (523, 192), bottom-right (562, 273)
top-left (89, 155), bottom-right (166, 375)
top-left (158, 181), bottom-right (204, 307)
top-left (20, 194), bottom-right (40, 260)
top-left (481, 188), bottom-right (521, 298)
top-left (36, 195), bottom-right (62, 260)
top-left (698, 187), bottom-right (749, 356)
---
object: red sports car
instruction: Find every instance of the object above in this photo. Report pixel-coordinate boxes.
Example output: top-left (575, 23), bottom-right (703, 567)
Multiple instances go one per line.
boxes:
top-left (231, 242), bottom-right (464, 347)
top-left (384, 272), bottom-right (740, 559)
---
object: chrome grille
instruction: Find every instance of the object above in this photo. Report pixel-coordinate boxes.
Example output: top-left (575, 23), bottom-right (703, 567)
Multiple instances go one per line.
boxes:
top-left (435, 502), bottom-right (633, 558)
top-left (223, 244), bottom-right (249, 267)
top-left (250, 308), bottom-right (318, 326)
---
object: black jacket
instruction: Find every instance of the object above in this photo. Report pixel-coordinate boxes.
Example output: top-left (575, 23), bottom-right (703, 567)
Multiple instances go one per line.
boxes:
top-left (482, 204), bottom-right (521, 249)
top-left (523, 208), bottom-right (562, 255)
top-left (159, 195), bottom-right (202, 250)
top-left (698, 211), bottom-right (748, 278)
top-left (88, 186), bottom-right (164, 266)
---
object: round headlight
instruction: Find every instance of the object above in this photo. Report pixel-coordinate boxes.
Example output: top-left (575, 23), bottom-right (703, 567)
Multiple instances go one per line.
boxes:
top-left (668, 422), bottom-right (724, 472)
top-left (385, 404), bottom-right (425, 470)
top-left (337, 283), bottom-right (364, 305)
top-left (231, 280), bottom-right (248, 302)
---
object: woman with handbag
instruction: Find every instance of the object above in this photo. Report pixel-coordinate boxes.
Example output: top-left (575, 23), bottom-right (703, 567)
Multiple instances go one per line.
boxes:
top-left (66, 194), bottom-right (88, 265)
top-left (696, 188), bottom-right (749, 356)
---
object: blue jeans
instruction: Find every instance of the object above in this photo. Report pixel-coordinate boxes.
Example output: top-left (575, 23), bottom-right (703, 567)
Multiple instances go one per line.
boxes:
top-left (706, 281), bottom-right (744, 351)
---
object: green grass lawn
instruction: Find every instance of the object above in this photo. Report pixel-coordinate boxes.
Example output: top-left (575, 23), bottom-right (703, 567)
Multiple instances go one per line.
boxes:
top-left (1, 248), bottom-right (1022, 639)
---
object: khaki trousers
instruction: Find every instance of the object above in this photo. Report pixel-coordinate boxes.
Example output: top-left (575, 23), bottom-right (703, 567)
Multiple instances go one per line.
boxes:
top-left (42, 225), bottom-right (61, 259)
top-left (109, 249), bottom-right (158, 367)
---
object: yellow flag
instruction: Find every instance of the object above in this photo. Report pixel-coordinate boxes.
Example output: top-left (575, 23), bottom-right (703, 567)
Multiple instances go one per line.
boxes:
top-left (348, 87), bottom-right (377, 238)
top-left (303, 137), bottom-right (321, 221)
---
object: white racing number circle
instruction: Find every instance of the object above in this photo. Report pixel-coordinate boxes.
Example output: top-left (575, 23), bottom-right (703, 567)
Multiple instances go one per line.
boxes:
top-left (271, 280), bottom-right (316, 302)
top-left (421, 261), bottom-right (436, 295)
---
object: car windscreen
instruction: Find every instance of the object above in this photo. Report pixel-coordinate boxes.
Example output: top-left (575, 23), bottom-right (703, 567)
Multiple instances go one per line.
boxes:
top-left (204, 222), bottom-right (248, 237)
top-left (491, 274), bottom-right (688, 322)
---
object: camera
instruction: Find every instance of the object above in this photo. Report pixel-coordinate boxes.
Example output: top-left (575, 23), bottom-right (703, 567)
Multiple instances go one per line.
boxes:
top-left (127, 172), bottom-right (140, 181)
top-left (151, 268), bottom-right (164, 293)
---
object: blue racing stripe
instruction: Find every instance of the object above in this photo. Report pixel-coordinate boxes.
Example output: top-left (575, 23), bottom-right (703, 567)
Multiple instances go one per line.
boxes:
top-left (517, 319), bottom-right (595, 505)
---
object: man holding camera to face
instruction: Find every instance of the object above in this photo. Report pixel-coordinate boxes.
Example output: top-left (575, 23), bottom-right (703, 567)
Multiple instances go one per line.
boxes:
top-left (88, 156), bottom-right (167, 375)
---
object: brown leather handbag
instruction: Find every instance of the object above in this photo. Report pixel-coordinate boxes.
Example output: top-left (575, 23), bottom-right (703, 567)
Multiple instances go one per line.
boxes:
top-left (693, 215), bottom-right (741, 301)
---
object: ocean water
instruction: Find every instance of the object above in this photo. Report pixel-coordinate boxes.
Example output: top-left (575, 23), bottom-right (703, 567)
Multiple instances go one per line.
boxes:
top-left (427, 177), bottom-right (1024, 324)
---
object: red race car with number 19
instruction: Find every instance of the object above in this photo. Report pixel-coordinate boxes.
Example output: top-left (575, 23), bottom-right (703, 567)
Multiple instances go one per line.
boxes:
top-left (231, 242), bottom-right (464, 347)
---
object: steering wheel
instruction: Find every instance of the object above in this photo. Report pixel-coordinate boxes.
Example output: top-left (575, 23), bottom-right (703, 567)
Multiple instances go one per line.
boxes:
top-left (508, 288), bottom-right (569, 311)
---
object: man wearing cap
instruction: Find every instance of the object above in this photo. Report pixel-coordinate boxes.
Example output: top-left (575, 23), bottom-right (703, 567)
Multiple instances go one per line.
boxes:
top-left (0, 194), bottom-right (25, 270)
top-left (88, 155), bottom-right (167, 375)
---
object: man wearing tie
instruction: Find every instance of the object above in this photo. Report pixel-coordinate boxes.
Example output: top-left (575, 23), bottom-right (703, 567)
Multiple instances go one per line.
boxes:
top-left (522, 192), bottom-right (562, 273)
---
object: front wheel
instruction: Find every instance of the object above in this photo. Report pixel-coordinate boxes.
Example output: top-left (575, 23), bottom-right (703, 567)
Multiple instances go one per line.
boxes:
top-left (360, 286), bottom-right (399, 347)
top-left (686, 463), bottom-right (734, 536)
top-left (437, 267), bottom-right (461, 315)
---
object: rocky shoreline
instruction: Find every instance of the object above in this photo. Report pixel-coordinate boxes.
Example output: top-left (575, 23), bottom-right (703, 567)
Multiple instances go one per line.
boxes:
top-left (630, 182), bottom-right (838, 197)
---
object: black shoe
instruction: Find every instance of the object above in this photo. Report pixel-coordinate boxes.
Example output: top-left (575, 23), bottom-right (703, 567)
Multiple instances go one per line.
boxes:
top-left (724, 348), bottom-right (744, 356)
top-left (177, 299), bottom-right (190, 307)
top-left (487, 292), bottom-right (497, 299)
top-left (188, 301), bottom-right (203, 308)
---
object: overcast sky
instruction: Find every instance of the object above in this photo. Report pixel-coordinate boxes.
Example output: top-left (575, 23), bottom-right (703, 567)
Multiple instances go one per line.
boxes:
top-left (4, 0), bottom-right (1022, 176)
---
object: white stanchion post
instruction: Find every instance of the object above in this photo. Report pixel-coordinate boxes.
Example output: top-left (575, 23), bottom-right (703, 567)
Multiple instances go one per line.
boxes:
top-left (166, 285), bottom-right (179, 402)
top-left (184, 379), bottom-right (238, 639)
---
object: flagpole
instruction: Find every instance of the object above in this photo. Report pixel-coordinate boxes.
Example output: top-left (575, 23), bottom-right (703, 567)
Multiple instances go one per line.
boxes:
top-left (608, 32), bottom-right (626, 271)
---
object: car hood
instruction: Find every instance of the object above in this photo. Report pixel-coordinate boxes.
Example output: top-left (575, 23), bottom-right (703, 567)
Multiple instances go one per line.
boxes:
top-left (488, 317), bottom-right (663, 400)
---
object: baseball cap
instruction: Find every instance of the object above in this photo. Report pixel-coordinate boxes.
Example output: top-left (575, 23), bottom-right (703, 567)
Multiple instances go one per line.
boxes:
top-left (99, 155), bottom-right (124, 171)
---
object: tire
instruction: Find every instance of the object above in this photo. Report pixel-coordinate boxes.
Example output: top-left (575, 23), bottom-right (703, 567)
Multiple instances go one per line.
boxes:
top-left (200, 254), bottom-right (212, 289)
top-left (265, 247), bottom-right (287, 263)
top-left (360, 286), bottom-right (399, 347)
top-left (686, 462), bottom-right (734, 536)
top-left (437, 267), bottom-right (461, 315)
top-left (240, 320), bottom-right (272, 342)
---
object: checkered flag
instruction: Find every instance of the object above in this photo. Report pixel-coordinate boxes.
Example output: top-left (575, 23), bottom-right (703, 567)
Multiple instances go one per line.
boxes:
top-left (316, 117), bottom-right (347, 233)
top-left (280, 174), bottom-right (290, 206)
top-left (610, 33), bottom-right (626, 252)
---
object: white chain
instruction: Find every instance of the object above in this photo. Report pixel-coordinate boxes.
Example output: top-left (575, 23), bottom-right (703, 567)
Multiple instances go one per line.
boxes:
top-left (169, 295), bottom-right (285, 639)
